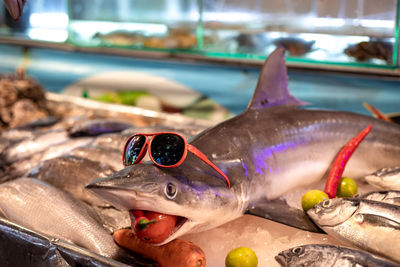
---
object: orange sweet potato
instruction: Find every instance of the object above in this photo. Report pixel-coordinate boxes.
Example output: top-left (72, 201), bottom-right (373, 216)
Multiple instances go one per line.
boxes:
top-left (114, 229), bottom-right (206, 267)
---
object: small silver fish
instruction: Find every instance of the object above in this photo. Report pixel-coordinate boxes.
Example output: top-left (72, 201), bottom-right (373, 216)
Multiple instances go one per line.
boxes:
top-left (28, 155), bottom-right (116, 206)
top-left (364, 167), bottom-right (400, 190)
top-left (0, 178), bottom-right (122, 258)
top-left (275, 244), bottom-right (398, 267)
top-left (308, 198), bottom-right (400, 263)
top-left (10, 137), bottom-right (93, 176)
top-left (2, 129), bottom-right (69, 164)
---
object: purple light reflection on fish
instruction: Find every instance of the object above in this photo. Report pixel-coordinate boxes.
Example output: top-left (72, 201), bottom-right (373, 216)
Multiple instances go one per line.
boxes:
top-left (242, 162), bottom-right (249, 179)
top-left (254, 140), bottom-right (304, 175)
top-left (252, 123), bottom-right (326, 175)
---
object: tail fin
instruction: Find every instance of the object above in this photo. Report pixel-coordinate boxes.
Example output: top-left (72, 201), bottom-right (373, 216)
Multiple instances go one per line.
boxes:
top-left (247, 47), bottom-right (307, 110)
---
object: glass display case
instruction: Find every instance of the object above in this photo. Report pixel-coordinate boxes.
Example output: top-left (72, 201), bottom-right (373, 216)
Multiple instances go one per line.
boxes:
top-left (200, 0), bottom-right (398, 68)
top-left (0, 0), bottom-right (399, 70)
top-left (68, 0), bottom-right (199, 50)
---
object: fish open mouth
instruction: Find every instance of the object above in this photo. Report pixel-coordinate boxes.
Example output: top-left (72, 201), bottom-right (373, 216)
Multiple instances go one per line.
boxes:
top-left (129, 210), bottom-right (187, 244)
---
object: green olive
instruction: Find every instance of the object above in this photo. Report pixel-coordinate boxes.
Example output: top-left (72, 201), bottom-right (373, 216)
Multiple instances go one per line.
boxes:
top-left (336, 177), bottom-right (358, 197)
top-left (301, 190), bottom-right (329, 211)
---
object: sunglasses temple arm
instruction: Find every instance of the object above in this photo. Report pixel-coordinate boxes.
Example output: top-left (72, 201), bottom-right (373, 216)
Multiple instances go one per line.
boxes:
top-left (187, 144), bottom-right (231, 188)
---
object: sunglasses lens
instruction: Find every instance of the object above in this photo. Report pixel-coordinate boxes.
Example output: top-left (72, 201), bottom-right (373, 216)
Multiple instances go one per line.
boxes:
top-left (150, 134), bottom-right (185, 166)
top-left (123, 135), bottom-right (146, 166)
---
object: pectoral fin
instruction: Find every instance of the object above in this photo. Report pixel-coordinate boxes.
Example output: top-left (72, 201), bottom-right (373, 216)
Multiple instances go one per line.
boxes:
top-left (356, 213), bottom-right (400, 230)
top-left (246, 198), bottom-right (323, 233)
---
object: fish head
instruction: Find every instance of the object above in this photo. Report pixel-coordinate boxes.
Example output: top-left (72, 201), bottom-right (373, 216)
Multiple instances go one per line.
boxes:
top-left (86, 159), bottom-right (241, 245)
top-left (307, 198), bottom-right (359, 227)
top-left (275, 246), bottom-right (327, 267)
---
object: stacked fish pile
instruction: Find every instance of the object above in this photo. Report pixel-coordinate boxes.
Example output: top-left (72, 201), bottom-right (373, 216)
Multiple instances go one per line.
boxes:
top-left (0, 70), bottom-right (207, 266)
top-left (0, 114), bottom-right (205, 266)
top-left (1, 47), bottom-right (400, 267)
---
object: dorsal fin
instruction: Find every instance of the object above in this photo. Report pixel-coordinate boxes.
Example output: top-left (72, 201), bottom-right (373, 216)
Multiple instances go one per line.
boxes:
top-left (247, 47), bottom-right (307, 110)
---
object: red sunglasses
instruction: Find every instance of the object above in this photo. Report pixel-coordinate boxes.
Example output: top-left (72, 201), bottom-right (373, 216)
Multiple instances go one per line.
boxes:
top-left (122, 132), bottom-right (230, 188)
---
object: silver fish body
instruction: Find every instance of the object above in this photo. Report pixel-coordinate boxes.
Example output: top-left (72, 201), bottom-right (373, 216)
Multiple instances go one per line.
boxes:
top-left (364, 167), bottom-right (400, 190)
top-left (9, 137), bottom-right (93, 176)
top-left (275, 244), bottom-right (398, 267)
top-left (86, 47), bottom-right (400, 244)
top-left (2, 129), bottom-right (69, 164)
top-left (308, 198), bottom-right (400, 263)
top-left (0, 178), bottom-right (121, 258)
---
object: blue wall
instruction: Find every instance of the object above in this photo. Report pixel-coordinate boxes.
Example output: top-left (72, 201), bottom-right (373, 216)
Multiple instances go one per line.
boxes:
top-left (0, 44), bottom-right (399, 115)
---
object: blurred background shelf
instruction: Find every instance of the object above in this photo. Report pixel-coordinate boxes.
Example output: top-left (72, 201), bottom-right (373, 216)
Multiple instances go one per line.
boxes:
top-left (1, 0), bottom-right (399, 72)
top-left (0, 0), bottom-right (399, 119)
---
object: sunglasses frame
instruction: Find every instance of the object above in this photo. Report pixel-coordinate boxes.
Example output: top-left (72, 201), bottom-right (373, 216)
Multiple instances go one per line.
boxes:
top-left (123, 132), bottom-right (230, 188)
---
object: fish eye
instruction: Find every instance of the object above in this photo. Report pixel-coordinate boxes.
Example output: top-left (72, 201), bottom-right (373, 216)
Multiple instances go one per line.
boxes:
top-left (164, 182), bottom-right (177, 199)
top-left (322, 199), bottom-right (332, 208)
top-left (291, 247), bottom-right (304, 255)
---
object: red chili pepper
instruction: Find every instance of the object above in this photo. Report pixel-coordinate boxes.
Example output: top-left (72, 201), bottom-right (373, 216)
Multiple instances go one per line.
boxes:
top-left (324, 125), bottom-right (372, 198)
top-left (363, 102), bottom-right (394, 123)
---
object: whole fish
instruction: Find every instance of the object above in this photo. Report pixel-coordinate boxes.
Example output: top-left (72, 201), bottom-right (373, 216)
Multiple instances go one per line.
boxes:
top-left (0, 178), bottom-right (123, 259)
top-left (9, 137), bottom-right (93, 176)
top-left (68, 146), bottom-right (124, 171)
top-left (1, 129), bottom-right (69, 164)
top-left (68, 119), bottom-right (134, 137)
top-left (86, 47), bottom-right (400, 245)
top-left (364, 167), bottom-right (400, 190)
top-left (28, 155), bottom-right (116, 206)
top-left (361, 190), bottom-right (400, 205)
top-left (307, 198), bottom-right (400, 262)
top-left (275, 244), bottom-right (398, 267)
top-left (0, 218), bottom-right (150, 267)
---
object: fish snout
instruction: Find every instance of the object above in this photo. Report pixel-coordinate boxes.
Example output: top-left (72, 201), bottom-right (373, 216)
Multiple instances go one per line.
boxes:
top-left (274, 252), bottom-right (288, 266)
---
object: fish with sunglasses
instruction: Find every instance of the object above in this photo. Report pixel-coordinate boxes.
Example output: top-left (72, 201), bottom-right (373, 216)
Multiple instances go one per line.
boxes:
top-left (87, 47), bottom-right (400, 245)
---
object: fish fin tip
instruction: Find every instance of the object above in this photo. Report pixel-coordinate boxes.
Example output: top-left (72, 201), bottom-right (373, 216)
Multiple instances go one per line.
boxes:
top-left (247, 47), bottom-right (307, 110)
top-left (246, 198), bottom-right (323, 233)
